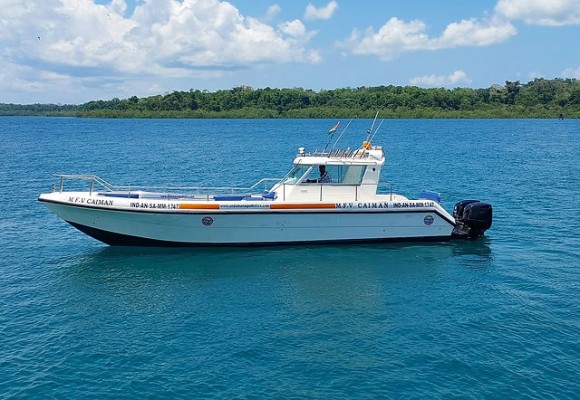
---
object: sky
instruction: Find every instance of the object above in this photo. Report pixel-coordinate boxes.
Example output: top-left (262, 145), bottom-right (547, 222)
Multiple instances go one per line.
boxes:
top-left (1, 0), bottom-right (580, 104)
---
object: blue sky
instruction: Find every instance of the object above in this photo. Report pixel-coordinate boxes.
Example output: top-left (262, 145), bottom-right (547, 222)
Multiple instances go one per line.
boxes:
top-left (1, 0), bottom-right (579, 104)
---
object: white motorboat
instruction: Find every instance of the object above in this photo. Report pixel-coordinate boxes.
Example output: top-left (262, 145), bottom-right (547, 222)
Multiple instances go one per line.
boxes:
top-left (38, 122), bottom-right (492, 246)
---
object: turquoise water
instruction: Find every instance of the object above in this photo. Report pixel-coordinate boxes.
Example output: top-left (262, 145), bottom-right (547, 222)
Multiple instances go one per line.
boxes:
top-left (1, 117), bottom-right (578, 398)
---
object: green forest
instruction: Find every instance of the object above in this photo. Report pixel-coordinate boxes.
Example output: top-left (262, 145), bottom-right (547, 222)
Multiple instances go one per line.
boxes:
top-left (2, 78), bottom-right (579, 118)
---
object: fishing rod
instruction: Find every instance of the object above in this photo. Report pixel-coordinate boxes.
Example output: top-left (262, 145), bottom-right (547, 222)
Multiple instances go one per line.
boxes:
top-left (329, 118), bottom-right (354, 153)
top-left (366, 111), bottom-right (380, 142)
top-left (368, 119), bottom-right (384, 143)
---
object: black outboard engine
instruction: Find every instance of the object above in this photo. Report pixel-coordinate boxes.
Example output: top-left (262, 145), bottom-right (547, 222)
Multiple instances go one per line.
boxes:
top-left (452, 200), bottom-right (493, 239)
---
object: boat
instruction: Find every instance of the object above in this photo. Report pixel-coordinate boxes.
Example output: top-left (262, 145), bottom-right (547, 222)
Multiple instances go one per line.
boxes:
top-left (38, 121), bottom-right (492, 246)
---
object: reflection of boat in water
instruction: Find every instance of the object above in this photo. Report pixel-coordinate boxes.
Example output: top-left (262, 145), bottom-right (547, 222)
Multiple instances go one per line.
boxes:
top-left (39, 120), bottom-right (492, 247)
top-left (450, 238), bottom-right (493, 258)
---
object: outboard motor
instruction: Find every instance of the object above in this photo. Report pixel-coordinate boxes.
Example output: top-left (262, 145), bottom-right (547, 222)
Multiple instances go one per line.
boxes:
top-left (452, 200), bottom-right (493, 239)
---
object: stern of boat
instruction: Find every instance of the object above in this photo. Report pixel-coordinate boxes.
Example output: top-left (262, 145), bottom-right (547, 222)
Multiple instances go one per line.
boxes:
top-left (451, 200), bottom-right (493, 239)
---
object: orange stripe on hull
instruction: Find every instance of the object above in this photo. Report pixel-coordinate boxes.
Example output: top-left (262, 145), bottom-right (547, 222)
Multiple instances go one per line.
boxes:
top-left (269, 203), bottom-right (336, 210)
top-left (179, 203), bottom-right (220, 210)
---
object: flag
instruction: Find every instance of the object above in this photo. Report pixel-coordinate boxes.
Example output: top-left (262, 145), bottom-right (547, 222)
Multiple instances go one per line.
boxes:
top-left (327, 121), bottom-right (340, 135)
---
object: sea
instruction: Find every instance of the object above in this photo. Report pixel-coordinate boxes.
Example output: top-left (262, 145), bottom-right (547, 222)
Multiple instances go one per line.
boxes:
top-left (0, 117), bottom-right (578, 399)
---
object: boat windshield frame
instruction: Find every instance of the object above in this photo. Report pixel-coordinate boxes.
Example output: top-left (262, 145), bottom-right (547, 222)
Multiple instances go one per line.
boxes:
top-left (278, 163), bottom-right (369, 186)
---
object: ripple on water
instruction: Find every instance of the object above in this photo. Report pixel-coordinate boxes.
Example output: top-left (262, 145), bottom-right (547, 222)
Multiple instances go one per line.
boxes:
top-left (1, 118), bottom-right (578, 399)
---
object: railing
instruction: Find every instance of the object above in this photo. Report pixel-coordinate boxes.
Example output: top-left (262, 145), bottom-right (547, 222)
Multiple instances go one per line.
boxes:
top-left (376, 182), bottom-right (395, 200)
top-left (52, 174), bottom-right (395, 202)
top-left (305, 146), bottom-right (383, 159)
top-left (52, 174), bottom-right (281, 200)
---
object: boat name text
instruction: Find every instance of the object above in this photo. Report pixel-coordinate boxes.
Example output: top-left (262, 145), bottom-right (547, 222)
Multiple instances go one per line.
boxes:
top-left (336, 201), bottom-right (434, 209)
top-left (68, 197), bottom-right (113, 206)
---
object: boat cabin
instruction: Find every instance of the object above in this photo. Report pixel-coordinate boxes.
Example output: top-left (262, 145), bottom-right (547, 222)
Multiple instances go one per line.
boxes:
top-left (270, 145), bottom-right (385, 202)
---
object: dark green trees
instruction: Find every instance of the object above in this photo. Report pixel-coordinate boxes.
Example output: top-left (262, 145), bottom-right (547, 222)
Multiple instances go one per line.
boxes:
top-left (1, 78), bottom-right (579, 118)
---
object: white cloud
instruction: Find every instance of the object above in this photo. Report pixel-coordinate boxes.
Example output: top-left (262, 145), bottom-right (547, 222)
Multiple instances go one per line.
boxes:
top-left (340, 18), bottom-right (429, 60)
top-left (561, 66), bottom-right (580, 79)
top-left (339, 16), bottom-right (515, 60)
top-left (0, 0), bottom-right (320, 102)
top-left (279, 19), bottom-right (318, 41)
top-left (127, 0), bottom-right (318, 67)
top-left (280, 19), bottom-right (306, 37)
top-left (304, 1), bottom-right (338, 21)
top-left (436, 16), bottom-right (517, 47)
top-left (495, 0), bottom-right (580, 26)
top-left (410, 70), bottom-right (472, 87)
top-left (0, 61), bottom-right (51, 94)
top-left (265, 4), bottom-right (281, 21)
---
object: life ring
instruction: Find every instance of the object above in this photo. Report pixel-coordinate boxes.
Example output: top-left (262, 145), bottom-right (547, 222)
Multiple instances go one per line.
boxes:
top-left (363, 141), bottom-right (371, 150)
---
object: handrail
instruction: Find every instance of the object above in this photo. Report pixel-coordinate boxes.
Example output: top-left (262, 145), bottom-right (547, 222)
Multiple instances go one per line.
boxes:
top-left (53, 175), bottom-right (395, 202)
top-left (377, 182), bottom-right (394, 201)
top-left (54, 174), bottom-right (282, 195)
top-left (305, 145), bottom-right (382, 159)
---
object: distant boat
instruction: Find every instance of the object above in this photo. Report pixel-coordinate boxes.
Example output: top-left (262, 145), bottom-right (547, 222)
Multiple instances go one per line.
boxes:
top-left (39, 121), bottom-right (492, 246)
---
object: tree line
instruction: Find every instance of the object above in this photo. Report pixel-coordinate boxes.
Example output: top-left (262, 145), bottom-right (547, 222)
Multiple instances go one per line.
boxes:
top-left (1, 78), bottom-right (579, 118)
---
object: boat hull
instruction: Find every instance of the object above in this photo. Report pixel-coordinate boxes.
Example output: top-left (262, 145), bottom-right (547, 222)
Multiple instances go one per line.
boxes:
top-left (39, 196), bottom-right (455, 246)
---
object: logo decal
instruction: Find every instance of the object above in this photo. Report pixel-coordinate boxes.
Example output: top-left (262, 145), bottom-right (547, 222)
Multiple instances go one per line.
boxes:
top-left (201, 216), bottom-right (214, 226)
top-left (423, 215), bottom-right (435, 225)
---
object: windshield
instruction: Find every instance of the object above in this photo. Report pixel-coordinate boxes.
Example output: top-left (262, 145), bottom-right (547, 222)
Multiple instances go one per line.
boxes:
top-left (280, 164), bottom-right (368, 185)
top-left (281, 165), bottom-right (313, 185)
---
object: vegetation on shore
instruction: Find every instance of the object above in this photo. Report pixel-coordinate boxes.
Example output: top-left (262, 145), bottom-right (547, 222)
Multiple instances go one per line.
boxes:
top-left (1, 78), bottom-right (579, 118)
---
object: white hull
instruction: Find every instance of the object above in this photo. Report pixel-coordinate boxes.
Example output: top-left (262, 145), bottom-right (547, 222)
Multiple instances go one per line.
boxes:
top-left (39, 193), bottom-right (455, 246)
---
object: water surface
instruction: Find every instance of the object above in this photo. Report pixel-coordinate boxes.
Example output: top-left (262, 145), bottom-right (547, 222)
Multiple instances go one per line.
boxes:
top-left (0, 117), bottom-right (578, 398)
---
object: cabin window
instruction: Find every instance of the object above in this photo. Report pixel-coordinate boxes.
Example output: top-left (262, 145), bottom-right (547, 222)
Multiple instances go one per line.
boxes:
top-left (281, 164), bottom-right (368, 185)
top-left (281, 165), bottom-right (313, 185)
top-left (302, 165), bottom-right (367, 185)
top-left (337, 165), bottom-right (367, 184)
